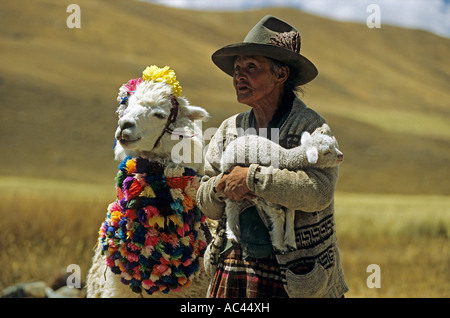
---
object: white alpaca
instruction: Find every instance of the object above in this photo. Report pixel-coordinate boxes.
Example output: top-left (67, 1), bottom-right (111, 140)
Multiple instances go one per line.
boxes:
top-left (220, 123), bottom-right (343, 253)
top-left (86, 66), bottom-right (210, 298)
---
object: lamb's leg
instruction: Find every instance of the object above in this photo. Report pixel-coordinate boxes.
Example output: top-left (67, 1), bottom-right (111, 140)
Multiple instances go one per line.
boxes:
top-left (284, 208), bottom-right (297, 251)
top-left (257, 203), bottom-right (288, 254)
top-left (225, 199), bottom-right (241, 239)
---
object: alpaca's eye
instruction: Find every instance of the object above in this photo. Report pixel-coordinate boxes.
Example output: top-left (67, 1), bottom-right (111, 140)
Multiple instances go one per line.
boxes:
top-left (153, 112), bottom-right (166, 119)
top-left (324, 151), bottom-right (331, 156)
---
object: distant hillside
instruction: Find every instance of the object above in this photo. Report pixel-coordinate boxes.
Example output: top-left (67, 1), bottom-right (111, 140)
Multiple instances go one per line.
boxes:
top-left (1, 0), bottom-right (449, 194)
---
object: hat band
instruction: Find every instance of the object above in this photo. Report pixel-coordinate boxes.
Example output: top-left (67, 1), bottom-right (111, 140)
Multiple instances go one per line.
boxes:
top-left (268, 31), bottom-right (301, 54)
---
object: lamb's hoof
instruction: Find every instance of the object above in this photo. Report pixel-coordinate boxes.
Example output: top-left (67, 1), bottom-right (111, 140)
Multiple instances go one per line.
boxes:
top-left (273, 244), bottom-right (296, 255)
top-left (273, 246), bottom-right (289, 255)
top-left (287, 245), bottom-right (297, 253)
top-left (285, 238), bottom-right (297, 251)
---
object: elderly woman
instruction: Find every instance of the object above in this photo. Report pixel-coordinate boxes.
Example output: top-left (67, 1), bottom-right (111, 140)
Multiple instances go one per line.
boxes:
top-left (197, 15), bottom-right (349, 298)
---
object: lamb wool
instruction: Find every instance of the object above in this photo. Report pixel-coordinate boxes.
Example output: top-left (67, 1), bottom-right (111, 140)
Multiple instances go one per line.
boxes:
top-left (98, 156), bottom-right (207, 295)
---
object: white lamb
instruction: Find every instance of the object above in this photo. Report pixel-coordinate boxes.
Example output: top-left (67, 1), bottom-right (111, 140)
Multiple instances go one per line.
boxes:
top-left (220, 123), bottom-right (343, 253)
top-left (86, 66), bottom-right (210, 298)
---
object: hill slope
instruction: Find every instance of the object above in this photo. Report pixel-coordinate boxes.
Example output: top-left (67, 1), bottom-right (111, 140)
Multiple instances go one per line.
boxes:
top-left (0, 0), bottom-right (449, 194)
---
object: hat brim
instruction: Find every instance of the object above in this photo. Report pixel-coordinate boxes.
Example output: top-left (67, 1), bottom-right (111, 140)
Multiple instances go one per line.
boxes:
top-left (212, 43), bottom-right (318, 86)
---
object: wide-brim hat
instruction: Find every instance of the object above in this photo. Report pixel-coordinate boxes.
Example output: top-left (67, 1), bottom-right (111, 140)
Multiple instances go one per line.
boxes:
top-left (212, 15), bottom-right (318, 86)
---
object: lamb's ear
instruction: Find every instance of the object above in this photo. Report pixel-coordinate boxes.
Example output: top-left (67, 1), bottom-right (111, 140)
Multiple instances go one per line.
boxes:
top-left (181, 104), bottom-right (209, 121)
top-left (301, 131), bottom-right (311, 144)
top-left (320, 123), bottom-right (332, 136)
top-left (306, 147), bottom-right (319, 164)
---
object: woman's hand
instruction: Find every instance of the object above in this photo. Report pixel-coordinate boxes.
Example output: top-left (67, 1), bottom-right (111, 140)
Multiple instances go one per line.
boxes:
top-left (215, 166), bottom-right (256, 201)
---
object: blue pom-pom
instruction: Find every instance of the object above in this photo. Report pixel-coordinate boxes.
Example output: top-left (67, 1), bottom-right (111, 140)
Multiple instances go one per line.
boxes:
top-left (183, 167), bottom-right (196, 176)
top-left (118, 156), bottom-right (132, 172)
top-left (120, 96), bottom-right (128, 105)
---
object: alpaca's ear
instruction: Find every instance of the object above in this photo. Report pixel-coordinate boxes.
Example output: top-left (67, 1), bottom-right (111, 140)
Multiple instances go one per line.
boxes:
top-left (306, 147), bottom-right (319, 164)
top-left (182, 105), bottom-right (209, 121)
top-left (301, 131), bottom-right (311, 144)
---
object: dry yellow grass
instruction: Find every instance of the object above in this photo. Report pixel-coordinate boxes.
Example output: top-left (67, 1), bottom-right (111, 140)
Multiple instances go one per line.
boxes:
top-left (0, 177), bottom-right (448, 297)
top-left (334, 193), bottom-right (450, 297)
top-left (0, 177), bottom-right (112, 290)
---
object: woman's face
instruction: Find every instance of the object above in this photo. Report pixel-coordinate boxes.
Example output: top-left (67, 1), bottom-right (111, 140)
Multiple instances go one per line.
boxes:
top-left (233, 55), bottom-right (282, 106)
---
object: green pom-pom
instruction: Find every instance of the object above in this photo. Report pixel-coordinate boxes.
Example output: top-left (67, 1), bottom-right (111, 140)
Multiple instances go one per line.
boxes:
top-left (115, 170), bottom-right (127, 188)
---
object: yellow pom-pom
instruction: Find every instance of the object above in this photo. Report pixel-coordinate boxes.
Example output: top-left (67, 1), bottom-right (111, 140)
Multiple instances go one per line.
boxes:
top-left (142, 65), bottom-right (182, 97)
top-left (148, 215), bottom-right (165, 229)
top-left (125, 159), bottom-right (136, 174)
top-left (139, 185), bottom-right (156, 198)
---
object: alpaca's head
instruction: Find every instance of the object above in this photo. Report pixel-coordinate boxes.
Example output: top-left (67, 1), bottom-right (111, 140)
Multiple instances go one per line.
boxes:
top-left (113, 67), bottom-right (208, 170)
top-left (301, 124), bottom-right (344, 168)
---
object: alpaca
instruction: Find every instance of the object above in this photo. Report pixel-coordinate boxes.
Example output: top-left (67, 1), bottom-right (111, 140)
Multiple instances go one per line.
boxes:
top-left (220, 123), bottom-right (343, 253)
top-left (86, 66), bottom-right (210, 298)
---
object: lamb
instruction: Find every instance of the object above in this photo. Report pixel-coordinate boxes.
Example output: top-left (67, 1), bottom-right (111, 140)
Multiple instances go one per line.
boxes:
top-left (86, 66), bottom-right (210, 298)
top-left (220, 123), bottom-right (343, 253)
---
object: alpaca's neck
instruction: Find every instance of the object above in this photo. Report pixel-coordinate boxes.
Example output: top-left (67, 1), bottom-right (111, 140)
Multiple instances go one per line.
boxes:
top-left (115, 137), bottom-right (204, 174)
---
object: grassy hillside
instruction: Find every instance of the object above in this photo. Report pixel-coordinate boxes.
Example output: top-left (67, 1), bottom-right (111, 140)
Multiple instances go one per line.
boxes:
top-left (1, 0), bottom-right (449, 194)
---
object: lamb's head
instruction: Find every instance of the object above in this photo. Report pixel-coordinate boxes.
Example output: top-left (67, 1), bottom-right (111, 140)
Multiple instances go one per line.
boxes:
top-left (300, 124), bottom-right (344, 168)
top-left (114, 66), bottom-right (208, 169)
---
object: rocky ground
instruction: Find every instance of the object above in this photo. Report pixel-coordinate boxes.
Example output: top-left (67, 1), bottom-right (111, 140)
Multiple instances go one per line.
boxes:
top-left (1, 270), bottom-right (85, 298)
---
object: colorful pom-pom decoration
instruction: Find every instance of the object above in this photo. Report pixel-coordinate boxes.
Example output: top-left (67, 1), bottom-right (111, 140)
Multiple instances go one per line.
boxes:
top-left (98, 157), bottom-right (207, 295)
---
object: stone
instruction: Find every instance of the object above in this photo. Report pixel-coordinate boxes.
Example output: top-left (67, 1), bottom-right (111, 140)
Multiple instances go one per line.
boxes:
top-left (2, 281), bottom-right (47, 298)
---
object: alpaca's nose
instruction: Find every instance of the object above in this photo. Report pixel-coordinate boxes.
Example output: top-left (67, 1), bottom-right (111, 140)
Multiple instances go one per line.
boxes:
top-left (337, 153), bottom-right (344, 161)
top-left (118, 118), bottom-right (135, 131)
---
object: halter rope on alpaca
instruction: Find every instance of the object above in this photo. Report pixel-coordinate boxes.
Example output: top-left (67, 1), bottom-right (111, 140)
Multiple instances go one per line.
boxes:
top-left (114, 66), bottom-right (195, 150)
top-left (100, 66), bottom-right (207, 295)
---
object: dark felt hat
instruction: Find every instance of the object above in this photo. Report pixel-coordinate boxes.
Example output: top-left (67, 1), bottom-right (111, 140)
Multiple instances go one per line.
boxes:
top-left (212, 15), bottom-right (318, 86)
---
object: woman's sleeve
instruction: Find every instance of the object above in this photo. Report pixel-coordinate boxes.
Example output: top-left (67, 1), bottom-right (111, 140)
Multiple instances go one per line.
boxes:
top-left (246, 164), bottom-right (339, 212)
top-left (196, 173), bottom-right (226, 220)
top-left (195, 121), bottom-right (229, 220)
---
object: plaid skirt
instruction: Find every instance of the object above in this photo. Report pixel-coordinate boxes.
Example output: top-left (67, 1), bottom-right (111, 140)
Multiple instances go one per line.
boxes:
top-left (208, 243), bottom-right (288, 298)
